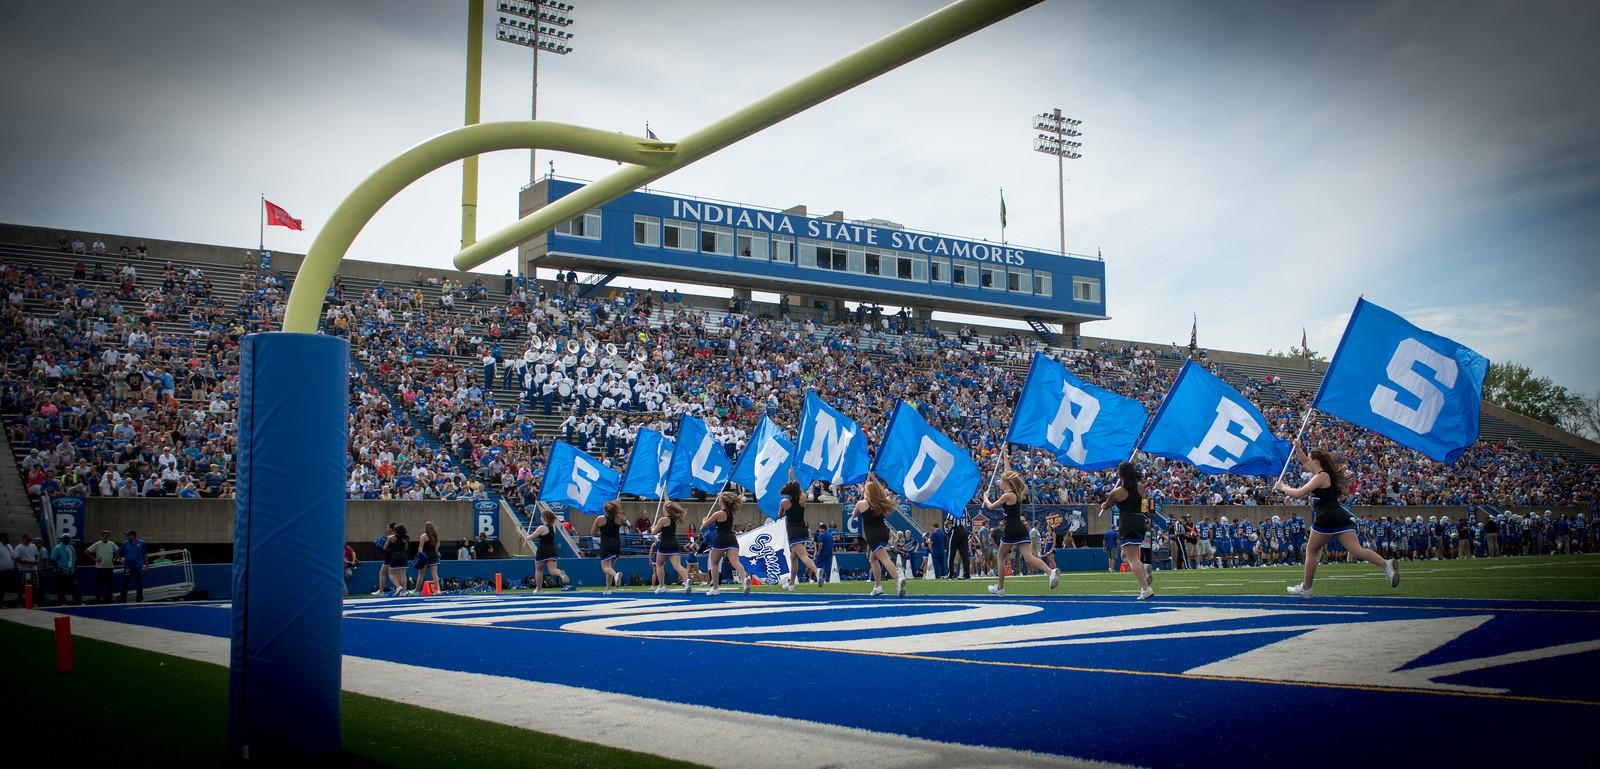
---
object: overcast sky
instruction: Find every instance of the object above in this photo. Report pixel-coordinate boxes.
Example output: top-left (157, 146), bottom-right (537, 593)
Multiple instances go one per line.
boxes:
top-left (2, 0), bottom-right (1595, 394)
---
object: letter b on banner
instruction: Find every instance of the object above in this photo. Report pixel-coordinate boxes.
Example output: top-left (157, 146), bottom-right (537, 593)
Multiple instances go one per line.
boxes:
top-left (473, 499), bottom-right (499, 539)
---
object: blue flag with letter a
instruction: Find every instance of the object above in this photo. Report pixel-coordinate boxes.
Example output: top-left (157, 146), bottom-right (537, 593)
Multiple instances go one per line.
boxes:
top-left (794, 391), bottom-right (870, 488)
top-left (538, 441), bottom-right (619, 515)
top-left (873, 401), bottom-right (982, 518)
top-left (1314, 298), bottom-right (1489, 464)
top-left (1138, 360), bottom-right (1291, 476)
top-left (620, 429), bottom-right (675, 499)
top-left (667, 414), bottom-right (733, 494)
top-left (730, 415), bottom-right (796, 519)
top-left (1008, 352), bottom-right (1148, 471)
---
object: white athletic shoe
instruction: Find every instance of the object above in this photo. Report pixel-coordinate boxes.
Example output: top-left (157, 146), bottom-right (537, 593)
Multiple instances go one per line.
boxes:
top-left (683, 580), bottom-right (693, 595)
top-left (706, 587), bottom-right (721, 596)
top-left (987, 584), bottom-right (1004, 596)
top-left (1385, 558), bottom-right (1400, 588)
top-left (869, 586), bottom-right (884, 596)
top-left (816, 572), bottom-right (824, 587)
top-left (1286, 584), bottom-right (1313, 598)
top-left (1048, 568), bottom-right (1060, 590)
top-left (653, 585), bottom-right (665, 594)
top-left (603, 588), bottom-right (612, 596)
top-left (369, 590), bottom-right (383, 596)
top-left (1137, 587), bottom-right (1155, 601)
top-left (896, 575), bottom-right (906, 598)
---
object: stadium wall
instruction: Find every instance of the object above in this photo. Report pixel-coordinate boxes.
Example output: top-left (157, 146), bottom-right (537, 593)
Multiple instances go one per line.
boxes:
top-left (77, 498), bottom-right (476, 546)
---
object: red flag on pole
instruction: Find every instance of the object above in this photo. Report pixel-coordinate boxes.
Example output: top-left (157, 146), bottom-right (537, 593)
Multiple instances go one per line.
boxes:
top-left (264, 199), bottom-right (303, 231)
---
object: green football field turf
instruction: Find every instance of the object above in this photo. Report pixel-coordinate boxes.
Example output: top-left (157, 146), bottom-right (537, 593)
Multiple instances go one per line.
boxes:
top-left (5, 554), bottom-right (1594, 766)
top-left (526, 553), bottom-right (1600, 602)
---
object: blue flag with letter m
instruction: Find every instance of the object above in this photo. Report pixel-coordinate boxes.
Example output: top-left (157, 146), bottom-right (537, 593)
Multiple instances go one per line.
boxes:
top-left (667, 414), bottom-right (733, 494)
top-left (794, 391), bottom-right (870, 488)
top-left (620, 428), bottom-right (674, 499)
top-left (538, 441), bottom-right (619, 515)
top-left (1008, 352), bottom-right (1148, 471)
top-left (1314, 298), bottom-right (1489, 464)
top-left (1138, 360), bottom-right (1291, 476)
top-left (730, 415), bottom-right (796, 519)
top-left (873, 401), bottom-right (982, 518)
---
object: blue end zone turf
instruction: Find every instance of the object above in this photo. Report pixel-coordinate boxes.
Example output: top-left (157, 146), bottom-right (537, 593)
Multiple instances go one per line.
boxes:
top-left (58, 593), bottom-right (1600, 768)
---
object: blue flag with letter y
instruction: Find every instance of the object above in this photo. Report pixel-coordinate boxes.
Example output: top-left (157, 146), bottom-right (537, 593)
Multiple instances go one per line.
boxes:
top-left (873, 401), bottom-right (982, 517)
top-left (1008, 352), bottom-right (1148, 471)
top-left (1138, 360), bottom-right (1291, 476)
top-left (1313, 298), bottom-right (1489, 464)
top-left (538, 441), bottom-right (619, 515)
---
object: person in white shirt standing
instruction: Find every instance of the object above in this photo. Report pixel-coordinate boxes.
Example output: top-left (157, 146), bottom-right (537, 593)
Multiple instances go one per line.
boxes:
top-left (85, 530), bottom-right (119, 603)
top-left (11, 533), bottom-right (42, 600)
top-left (0, 533), bottom-right (17, 607)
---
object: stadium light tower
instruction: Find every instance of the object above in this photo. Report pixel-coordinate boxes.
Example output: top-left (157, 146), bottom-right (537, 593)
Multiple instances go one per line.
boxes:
top-left (495, 0), bottom-right (576, 184)
top-left (1033, 108), bottom-right (1082, 256)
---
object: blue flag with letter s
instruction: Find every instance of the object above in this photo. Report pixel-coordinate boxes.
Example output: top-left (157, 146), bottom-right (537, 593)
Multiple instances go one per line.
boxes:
top-left (667, 414), bottom-right (733, 494)
top-left (1138, 360), bottom-right (1291, 476)
top-left (872, 401), bottom-right (982, 518)
top-left (1008, 352), bottom-right (1148, 471)
top-left (620, 429), bottom-right (675, 499)
top-left (538, 441), bottom-right (619, 514)
top-left (794, 391), bottom-right (870, 488)
top-left (1313, 298), bottom-right (1489, 464)
top-left (730, 415), bottom-right (796, 519)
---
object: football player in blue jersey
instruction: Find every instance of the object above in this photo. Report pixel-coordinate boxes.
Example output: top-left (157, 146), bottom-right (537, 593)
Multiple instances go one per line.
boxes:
top-left (1215, 516), bottom-right (1234, 568)
top-left (1237, 519), bottom-right (1256, 567)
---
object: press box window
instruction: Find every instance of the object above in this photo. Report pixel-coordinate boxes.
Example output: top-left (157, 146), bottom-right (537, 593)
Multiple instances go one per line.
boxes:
top-left (771, 235), bottom-right (795, 264)
top-left (736, 230), bottom-right (768, 261)
top-left (663, 220), bottom-right (696, 251)
top-left (555, 210), bottom-right (601, 239)
top-left (700, 224), bottom-right (733, 256)
top-left (1073, 276), bottom-right (1101, 303)
top-left (982, 265), bottom-right (1005, 290)
top-left (1034, 273), bottom-right (1052, 297)
top-left (953, 263), bottom-right (977, 286)
top-left (930, 257), bottom-right (951, 284)
top-left (1007, 268), bottom-right (1030, 292)
top-left (633, 215), bottom-right (660, 247)
top-left (864, 251), bottom-right (882, 276)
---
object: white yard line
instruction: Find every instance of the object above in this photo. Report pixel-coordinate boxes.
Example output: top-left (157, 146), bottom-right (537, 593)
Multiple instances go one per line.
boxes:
top-left (2, 610), bottom-right (1131, 769)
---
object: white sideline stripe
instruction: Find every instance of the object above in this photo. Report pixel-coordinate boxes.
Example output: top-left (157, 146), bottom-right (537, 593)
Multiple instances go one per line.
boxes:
top-left (1, 611), bottom-right (1129, 769)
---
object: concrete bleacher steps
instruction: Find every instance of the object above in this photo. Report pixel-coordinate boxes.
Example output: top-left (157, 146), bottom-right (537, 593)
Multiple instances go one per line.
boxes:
top-left (0, 427), bottom-right (41, 538)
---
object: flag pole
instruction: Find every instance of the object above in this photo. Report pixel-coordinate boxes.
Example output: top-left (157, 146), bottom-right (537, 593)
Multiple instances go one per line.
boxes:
top-left (258, 193), bottom-right (264, 255)
top-left (1273, 406), bottom-right (1317, 491)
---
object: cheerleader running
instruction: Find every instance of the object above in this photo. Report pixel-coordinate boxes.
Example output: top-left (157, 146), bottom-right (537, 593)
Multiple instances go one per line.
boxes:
top-left (1100, 462), bottom-right (1154, 600)
top-left (523, 509), bottom-right (568, 593)
top-left (779, 476), bottom-right (822, 589)
top-left (1275, 442), bottom-right (1398, 597)
top-left (652, 501), bottom-right (694, 594)
top-left (983, 468), bottom-right (1059, 596)
top-left (592, 501), bottom-right (626, 595)
top-left (852, 477), bottom-right (904, 597)
top-left (700, 491), bottom-right (752, 596)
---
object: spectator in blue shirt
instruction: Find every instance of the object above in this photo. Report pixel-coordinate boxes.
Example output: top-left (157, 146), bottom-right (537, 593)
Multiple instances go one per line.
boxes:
top-left (117, 530), bottom-right (148, 603)
top-left (50, 535), bottom-right (82, 605)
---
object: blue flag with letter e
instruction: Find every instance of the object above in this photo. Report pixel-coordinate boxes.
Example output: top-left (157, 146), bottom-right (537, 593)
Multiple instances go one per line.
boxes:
top-left (1138, 360), bottom-right (1292, 476)
top-left (667, 414), bottom-right (733, 494)
top-left (1313, 298), bottom-right (1489, 464)
top-left (737, 516), bottom-right (792, 583)
top-left (793, 391), bottom-right (870, 488)
top-left (538, 441), bottom-right (619, 515)
top-left (872, 401), bottom-right (982, 518)
top-left (1008, 352), bottom-right (1149, 471)
top-left (730, 415), bottom-right (796, 519)
top-left (620, 429), bottom-right (675, 499)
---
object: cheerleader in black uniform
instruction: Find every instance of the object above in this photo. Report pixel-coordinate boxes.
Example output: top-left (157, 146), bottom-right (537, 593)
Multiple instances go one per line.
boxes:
top-left (983, 468), bottom-right (1059, 596)
top-left (779, 475), bottom-right (822, 590)
top-left (523, 508), bottom-right (568, 593)
top-left (1275, 442), bottom-right (1398, 597)
top-left (851, 477), bottom-right (904, 597)
top-left (652, 501), bottom-right (694, 594)
top-left (591, 500), bottom-right (626, 595)
top-left (1099, 462), bottom-right (1153, 600)
top-left (700, 491), bottom-right (752, 596)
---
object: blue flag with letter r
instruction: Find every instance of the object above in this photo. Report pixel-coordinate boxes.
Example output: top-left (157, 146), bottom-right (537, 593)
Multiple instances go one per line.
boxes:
top-left (1314, 298), bottom-right (1489, 464)
top-left (539, 441), bottom-right (619, 514)
top-left (1138, 360), bottom-right (1291, 476)
top-left (1008, 352), bottom-right (1148, 471)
